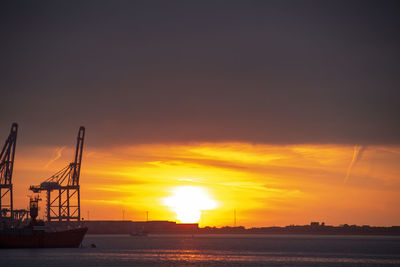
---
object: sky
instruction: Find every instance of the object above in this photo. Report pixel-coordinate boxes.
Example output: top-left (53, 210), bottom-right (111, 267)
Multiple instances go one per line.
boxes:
top-left (1, 1), bottom-right (400, 226)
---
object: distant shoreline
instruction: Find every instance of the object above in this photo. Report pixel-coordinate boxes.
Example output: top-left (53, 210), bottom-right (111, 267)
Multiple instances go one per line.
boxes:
top-left (48, 220), bottom-right (400, 236)
top-left (86, 232), bottom-right (400, 236)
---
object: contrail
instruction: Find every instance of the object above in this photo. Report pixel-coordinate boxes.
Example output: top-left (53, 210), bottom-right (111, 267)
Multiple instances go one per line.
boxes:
top-left (344, 145), bottom-right (366, 183)
top-left (44, 146), bottom-right (66, 169)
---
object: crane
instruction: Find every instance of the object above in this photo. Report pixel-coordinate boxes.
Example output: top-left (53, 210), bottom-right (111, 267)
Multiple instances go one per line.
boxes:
top-left (0, 123), bottom-right (18, 220)
top-left (30, 127), bottom-right (85, 222)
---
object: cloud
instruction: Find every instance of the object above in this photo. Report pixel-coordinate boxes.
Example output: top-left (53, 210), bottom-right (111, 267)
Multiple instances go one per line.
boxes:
top-left (344, 145), bottom-right (367, 183)
top-left (1, 2), bottom-right (399, 146)
top-left (43, 146), bottom-right (66, 169)
top-left (10, 142), bottom-right (400, 225)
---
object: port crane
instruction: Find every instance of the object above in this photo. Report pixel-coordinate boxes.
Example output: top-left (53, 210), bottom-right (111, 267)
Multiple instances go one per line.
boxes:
top-left (30, 127), bottom-right (85, 222)
top-left (0, 123), bottom-right (18, 220)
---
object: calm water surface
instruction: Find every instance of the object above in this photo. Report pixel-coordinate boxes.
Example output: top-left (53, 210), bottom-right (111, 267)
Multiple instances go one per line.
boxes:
top-left (1, 234), bottom-right (400, 266)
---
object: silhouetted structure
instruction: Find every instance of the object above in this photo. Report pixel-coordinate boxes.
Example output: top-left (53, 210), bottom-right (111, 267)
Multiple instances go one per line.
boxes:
top-left (30, 127), bottom-right (85, 222)
top-left (0, 195), bottom-right (87, 248)
top-left (0, 123), bottom-right (18, 221)
top-left (0, 125), bottom-right (88, 248)
top-left (75, 220), bottom-right (199, 234)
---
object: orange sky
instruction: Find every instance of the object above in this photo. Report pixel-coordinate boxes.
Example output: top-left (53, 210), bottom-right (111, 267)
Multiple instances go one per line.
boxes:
top-left (11, 143), bottom-right (400, 227)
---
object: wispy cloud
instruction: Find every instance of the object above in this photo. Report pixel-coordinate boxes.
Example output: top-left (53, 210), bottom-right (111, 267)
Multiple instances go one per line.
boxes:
top-left (344, 145), bottom-right (367, 183)
top-left (44, 146), bottom-right (66, 169)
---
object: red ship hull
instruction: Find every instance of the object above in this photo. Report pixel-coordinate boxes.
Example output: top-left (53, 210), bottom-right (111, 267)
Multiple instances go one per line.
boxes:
top-left (0, 227), bottom-right (88, 248)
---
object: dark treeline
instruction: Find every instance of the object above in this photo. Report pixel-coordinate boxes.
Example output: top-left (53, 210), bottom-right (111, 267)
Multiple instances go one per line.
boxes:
top-left (202, 222), bottom-right (400, 236)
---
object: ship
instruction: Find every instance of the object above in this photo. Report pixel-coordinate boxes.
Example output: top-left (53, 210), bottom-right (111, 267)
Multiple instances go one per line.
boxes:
top-left (0, 196), bottom-right (87, 248)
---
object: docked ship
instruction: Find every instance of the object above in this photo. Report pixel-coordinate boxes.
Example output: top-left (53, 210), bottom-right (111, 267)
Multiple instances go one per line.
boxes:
top-left (0, 197), bottom-right (87, 248)
top-left (0, 123), bottom-right (88, 248)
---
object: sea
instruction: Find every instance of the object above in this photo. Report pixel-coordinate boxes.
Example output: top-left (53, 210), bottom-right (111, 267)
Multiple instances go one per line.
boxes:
top-left (1, 234), bottom-right (400, 266)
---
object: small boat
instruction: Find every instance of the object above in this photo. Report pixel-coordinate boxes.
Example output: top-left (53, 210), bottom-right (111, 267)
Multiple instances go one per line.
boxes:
top-left (130, 228), bottom-right (149, 237)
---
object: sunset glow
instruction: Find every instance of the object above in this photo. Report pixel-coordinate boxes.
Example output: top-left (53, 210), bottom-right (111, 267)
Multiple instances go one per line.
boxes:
top-left (10, 143), bottom-right (400, 227)
top-left (3, 0), bottom-right (400, 263)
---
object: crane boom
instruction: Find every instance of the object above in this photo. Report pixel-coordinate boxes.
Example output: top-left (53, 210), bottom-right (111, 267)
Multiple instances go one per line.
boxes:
top-left (72, 126), bottom-right (85, 186)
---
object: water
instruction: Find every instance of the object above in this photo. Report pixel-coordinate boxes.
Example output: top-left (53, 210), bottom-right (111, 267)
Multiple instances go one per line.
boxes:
top-left (1, 234), bottom-right (400, 266)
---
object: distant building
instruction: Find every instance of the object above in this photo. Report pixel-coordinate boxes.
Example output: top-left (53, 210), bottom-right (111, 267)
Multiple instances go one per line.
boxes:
top-left (78, 220), bottom-right (199, 234)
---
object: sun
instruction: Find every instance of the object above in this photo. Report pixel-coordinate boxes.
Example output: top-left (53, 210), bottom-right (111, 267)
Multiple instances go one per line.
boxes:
top-left (163, 186), bottom-right (217, 223)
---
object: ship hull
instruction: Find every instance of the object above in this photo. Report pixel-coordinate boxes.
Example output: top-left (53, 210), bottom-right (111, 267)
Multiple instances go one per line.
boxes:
top-left (0, 227), bottom-right (88, 248)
